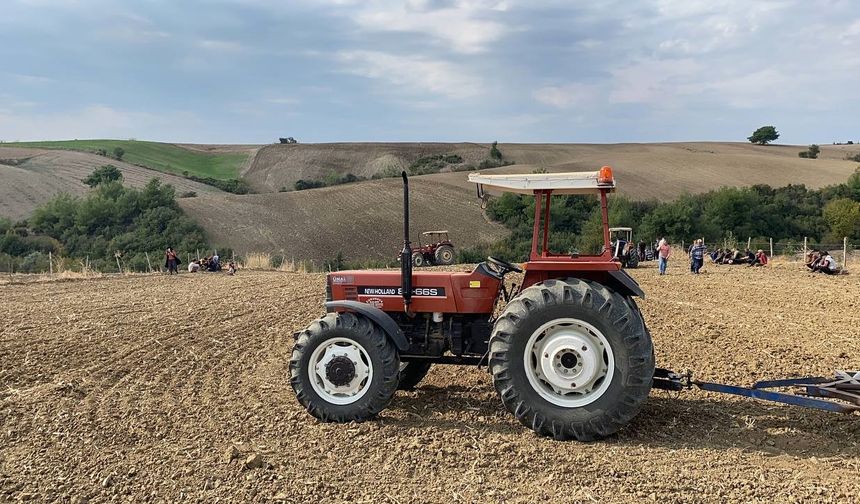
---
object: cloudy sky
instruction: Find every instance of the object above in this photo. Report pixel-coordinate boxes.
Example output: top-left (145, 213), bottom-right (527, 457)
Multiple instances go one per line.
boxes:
top-left (1, 0), bottom-right (858, 144)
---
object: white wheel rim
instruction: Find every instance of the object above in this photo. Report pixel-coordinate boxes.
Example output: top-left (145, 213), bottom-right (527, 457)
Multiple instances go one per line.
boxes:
top-left (524, 318), bottom-right (615, 407)
top-left (441, 250), bottom-right (452, 261)
top-left (308, 337), bottom-right (373, 405)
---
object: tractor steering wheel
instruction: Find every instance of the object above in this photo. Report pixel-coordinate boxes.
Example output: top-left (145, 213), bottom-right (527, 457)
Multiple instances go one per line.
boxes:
top-left (487, 256), bottom-right (523, 274)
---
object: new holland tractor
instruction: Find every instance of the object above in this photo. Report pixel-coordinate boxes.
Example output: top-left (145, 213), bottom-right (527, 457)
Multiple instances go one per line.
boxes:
top-left (289, 168), bottom-right (859, 441)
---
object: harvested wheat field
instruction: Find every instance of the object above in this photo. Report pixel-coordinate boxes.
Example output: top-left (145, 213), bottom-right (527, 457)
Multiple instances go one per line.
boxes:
top-left (1, 262), bottom-right (859, 503)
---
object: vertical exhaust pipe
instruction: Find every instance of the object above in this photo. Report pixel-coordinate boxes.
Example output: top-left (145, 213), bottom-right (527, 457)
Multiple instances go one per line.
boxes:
top-left (400, 171), bottom-right (413, 310)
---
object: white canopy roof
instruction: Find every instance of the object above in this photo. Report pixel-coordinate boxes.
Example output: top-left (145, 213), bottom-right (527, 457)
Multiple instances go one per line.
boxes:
top-left (421, 230), bottom-right (448, 235)
top-left (468, 170), bottom-right (615, 195)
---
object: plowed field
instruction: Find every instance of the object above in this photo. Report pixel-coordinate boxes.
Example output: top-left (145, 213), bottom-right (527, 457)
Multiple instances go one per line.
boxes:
top-left (1, 262), bottom-right (859, 503)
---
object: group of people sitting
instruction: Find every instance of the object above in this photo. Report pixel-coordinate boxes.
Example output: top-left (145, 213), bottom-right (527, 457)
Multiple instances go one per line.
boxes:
top-left (184, 252), bottom-right (238, 275)
top-left (709, 248), bottom-right (768, 267)
top-left (805, 250), bottom-right (843, 275)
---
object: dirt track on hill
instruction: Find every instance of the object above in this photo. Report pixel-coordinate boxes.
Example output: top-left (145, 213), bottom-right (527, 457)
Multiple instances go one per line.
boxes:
top-left (1, 262), bottom-right (859, 503)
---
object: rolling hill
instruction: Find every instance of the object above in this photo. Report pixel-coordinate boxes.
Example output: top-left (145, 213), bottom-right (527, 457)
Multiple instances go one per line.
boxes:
top-left (0, 147), bottom-right (219, 221)
top-left (246, 142), bottom-right (860, 200)
top-left (3, 140), bottom-right (859, 262)
top-left (2, 140), bottom-right (255, 179)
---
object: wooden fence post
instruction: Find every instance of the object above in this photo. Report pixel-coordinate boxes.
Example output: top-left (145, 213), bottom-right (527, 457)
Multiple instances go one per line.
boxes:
top-left (769, 238), bottom-right (773, 258)
top-left (145, 252), bottom-right (153, 273)
top-left (844, 237), bottom-right (849, 268)
top-left (747, 237), bottom-right (751, 250)
top-left (49, 251), bottom-right (53, 276)
top-left (803, 237), bottom-right (808, 261)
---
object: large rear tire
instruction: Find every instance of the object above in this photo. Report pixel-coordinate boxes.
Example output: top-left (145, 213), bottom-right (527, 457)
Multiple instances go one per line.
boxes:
top-left (397, 361), bottom-right (432, 390)
top-left (489, 278), bottom-right (654, 441)
top-left (627, 253), bottom-right (639, 269)
top-left (434, 245), bottom-right (456, 266)
top-left (290, 312), bottom-right (400, 422)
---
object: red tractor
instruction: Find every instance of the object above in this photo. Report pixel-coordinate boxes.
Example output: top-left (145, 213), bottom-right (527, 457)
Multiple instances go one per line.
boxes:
top-left (290, 168), bottom-right (859, 441)
top-left (291, 167), bottom-right (653, 440)
top-left (410, 231), bottom-right (455, 267)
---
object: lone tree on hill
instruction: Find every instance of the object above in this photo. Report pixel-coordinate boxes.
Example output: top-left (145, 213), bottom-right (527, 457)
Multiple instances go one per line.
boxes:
top-left (748, 126), bottom-right (780, 145)
top-left (82, 165), bottom-right (123, 187)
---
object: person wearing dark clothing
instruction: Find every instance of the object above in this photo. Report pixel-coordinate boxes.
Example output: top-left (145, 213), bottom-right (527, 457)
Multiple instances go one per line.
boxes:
top-left (689, 239), bottom-right (707, 274)
top-left (164, 247), bottom-right (180, 275)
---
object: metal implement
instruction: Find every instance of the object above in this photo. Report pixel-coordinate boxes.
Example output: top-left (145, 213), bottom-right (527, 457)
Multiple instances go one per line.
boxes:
top-left (653, 369), bottom-right (860, 413)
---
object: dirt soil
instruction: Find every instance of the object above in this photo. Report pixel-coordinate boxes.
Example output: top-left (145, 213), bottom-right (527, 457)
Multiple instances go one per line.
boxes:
top-left (1, 262), bottom-right (859, 503)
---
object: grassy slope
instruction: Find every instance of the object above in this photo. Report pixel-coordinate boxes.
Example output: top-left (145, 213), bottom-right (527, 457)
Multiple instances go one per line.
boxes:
top-left (1, 140), bottom-right (248, 179)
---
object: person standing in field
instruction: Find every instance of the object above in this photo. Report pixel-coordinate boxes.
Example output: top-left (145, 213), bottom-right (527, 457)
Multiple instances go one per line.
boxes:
top-left (657, 238), bottom-right (671, 275)
top-left (689, 239), bottom-right (707, 274)
top-left (164, 247), bottom-right (179, 275)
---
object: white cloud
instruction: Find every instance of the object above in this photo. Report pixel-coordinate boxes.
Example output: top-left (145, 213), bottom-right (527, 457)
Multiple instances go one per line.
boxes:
top-left (329, 0), bottom-right (510, 54)
top-left (196, 39), bottom-right (245, 53)
top-left (8, 73), bottom-right (54, 84)
top-left (336, 50), bottom-right (482, 99)
top-left (608, 58), bottom-right (704, 104)
top-left (533, 83), bottom-right (600, 108)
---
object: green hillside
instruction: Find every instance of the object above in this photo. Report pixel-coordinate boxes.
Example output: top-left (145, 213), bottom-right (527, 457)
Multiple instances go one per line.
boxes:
top-left (2, 139), bottom-right (247, 180)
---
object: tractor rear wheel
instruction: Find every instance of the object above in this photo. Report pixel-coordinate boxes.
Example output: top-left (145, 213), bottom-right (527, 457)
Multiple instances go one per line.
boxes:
top-left (412, 252), bottom-right (425, 267)
top-left (397, 361), bottom-right (432, 390)
top-left (434, 245), bottom-right (456, 265)
top-left (289, 312), bottom-right (400, 422)
top-left (489, 278), bottom-right (653, 441)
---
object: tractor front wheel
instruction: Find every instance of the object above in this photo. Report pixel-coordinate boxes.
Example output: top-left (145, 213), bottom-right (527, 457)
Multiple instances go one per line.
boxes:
top-left (290, 312), bottom-right (400, 422)
top-left (434, 245), bottom-right (456, 265)
top-left (412, 252), bottom-right (425, 267)
top-left (489, 278), bottom-right (654, 441)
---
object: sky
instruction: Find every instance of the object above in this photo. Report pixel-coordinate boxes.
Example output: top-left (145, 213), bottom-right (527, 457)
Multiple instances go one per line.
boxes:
top-left (1, 0), bottom-right (859, 144)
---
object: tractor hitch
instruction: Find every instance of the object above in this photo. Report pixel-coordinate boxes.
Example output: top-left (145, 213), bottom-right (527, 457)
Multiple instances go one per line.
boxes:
top-left (653, 368), bottom-right (860, 414)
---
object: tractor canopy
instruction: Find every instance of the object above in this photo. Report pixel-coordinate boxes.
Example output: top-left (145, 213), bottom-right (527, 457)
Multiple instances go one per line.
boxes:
top-left (468, 168), bottom-right (615, 196)
top-left (469, 168), bottom-right (617, 262)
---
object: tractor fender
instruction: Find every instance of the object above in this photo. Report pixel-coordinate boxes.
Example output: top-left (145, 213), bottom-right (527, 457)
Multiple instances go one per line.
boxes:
top-left (605, 270), bottom-right (646, 299)
top-left (324, 300), bottom-right (409, 351)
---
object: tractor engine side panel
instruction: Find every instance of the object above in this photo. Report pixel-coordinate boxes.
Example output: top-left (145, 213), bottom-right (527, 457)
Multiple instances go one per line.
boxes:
top-left (327, 270), bottom-right (500, 314)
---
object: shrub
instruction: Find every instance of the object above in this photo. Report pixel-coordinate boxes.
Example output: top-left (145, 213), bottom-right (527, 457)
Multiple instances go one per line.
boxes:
top-left (179, 191), bottom-right (197, 198)
top-left (294, 179), bottom-right (327, 191)
top-left (846, 153), bottom-right (860, 162)
top-left (278, 186), bottom-right (288, 192)
top-left (798, 151), bottom-right (809, 158)
top-left (113, 147), bottom-right (125, 161)
top-left (490, 141), bottom-right (503, 161)
top-left (183, 175), bottom-right (251, 194)
top-left (478, 159), bottom-right (514, 169)
top-left (82, 165), bottom-right (123, 187)
top-left (808, 144), bottom-right (820, 159)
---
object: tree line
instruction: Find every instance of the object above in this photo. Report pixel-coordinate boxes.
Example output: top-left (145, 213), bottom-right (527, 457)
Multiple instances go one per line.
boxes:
top-left (459, 168), bottom-right (860, 262)
top-left (1, 167), bottom-right (210, 272)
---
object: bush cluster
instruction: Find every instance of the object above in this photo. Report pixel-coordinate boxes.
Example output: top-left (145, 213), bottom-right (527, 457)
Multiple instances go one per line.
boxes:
top-left (1, 173), bottom-right (210, 272)
top-left (294, 172), bottom-right (365, 191)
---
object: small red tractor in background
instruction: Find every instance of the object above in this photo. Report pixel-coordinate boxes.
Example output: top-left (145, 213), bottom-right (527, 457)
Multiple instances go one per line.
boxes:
top-left (411, 231), bottom-right (455, 267)
top-left (289, 168), bottom-right (859, 441)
